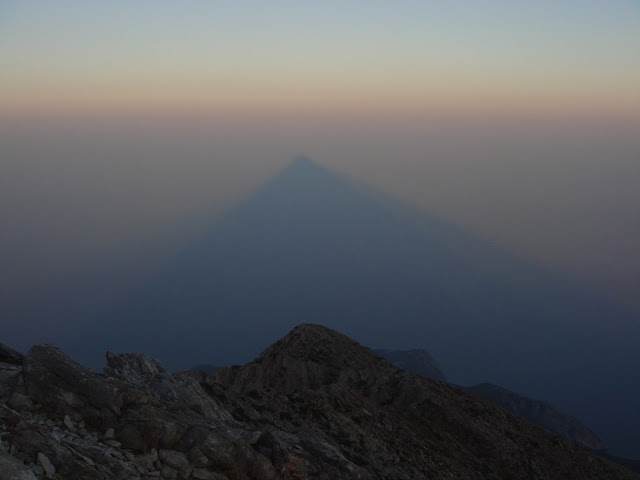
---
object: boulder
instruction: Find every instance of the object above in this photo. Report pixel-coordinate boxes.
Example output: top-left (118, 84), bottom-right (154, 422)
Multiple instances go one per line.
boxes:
top-left (22, 344), bottom-right (123, 428)
top-left (7, 392), bottom-right (32, 412)
top-left (0, 451), bottom-right (37, 480)
top-left (37, 452), bottom-right (55, 477)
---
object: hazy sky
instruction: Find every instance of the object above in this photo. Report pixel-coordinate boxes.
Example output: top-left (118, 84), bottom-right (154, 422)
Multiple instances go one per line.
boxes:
top-left (2, 1), bottom-right (639, 117)
top-left (1, 1), bottom-right (639, 309)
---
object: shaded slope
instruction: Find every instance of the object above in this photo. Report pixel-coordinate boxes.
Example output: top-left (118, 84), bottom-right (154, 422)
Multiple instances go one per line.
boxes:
top-left (375, 348), bottom-right (606, 452)
top-left (463, 383), bottom-right (606, 451)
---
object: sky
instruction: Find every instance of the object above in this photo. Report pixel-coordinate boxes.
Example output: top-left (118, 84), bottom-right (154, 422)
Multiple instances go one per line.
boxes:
top-left (2, 1), bottom-right (639, 117)
top-left (1, 1), bottom-right (639, 309)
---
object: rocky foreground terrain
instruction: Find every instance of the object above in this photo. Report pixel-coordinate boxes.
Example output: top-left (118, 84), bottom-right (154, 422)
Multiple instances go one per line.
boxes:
top-left (1, 324), bottom-right (638, 480)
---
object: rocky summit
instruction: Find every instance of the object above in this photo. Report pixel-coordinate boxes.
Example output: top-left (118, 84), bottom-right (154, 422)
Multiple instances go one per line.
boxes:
top-left (0, 326), bottom-right (638, 480)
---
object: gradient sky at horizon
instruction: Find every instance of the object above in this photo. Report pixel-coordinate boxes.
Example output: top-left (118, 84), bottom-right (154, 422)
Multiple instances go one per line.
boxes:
top-left (1, 1), bottom-right (639, 117)
top-left (1, 1), bottom-right (640, 312)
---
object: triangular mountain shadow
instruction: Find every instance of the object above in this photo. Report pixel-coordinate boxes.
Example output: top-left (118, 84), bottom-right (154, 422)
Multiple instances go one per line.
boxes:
top-left (74, 156), bottom-right (639, 457)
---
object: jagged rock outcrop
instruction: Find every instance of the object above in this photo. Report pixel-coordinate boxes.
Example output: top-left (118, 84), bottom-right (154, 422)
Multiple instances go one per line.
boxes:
top-left (1, 325), bottom-right (639, 479)
top-left (463, 382), bottom-right (607, 452)
top-left (2, 346), bottom-right (278, 479)
top-left (22, 345), bottom-right (123, 425)
top-left (104, 350), bottom-right (233, 422)
top-left (374, 348), bottom-right (446, 382)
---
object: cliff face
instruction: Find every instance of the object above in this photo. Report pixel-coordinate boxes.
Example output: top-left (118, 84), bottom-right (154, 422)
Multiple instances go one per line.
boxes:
top-left (1, 328), bottom-right (638, 480)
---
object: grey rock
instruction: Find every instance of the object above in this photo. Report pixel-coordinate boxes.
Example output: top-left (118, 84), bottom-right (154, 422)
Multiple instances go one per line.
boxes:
top-left (117, 424), bottom-right (145, 452)
top-left (161, 464), bottom-right (178, 479)
top-left (0, 364), bottom-right (22, 385)
top-left (149, 448), bottom-right (159, 462)
top-left (104, 351), bottom-right (234, 422)
top-left (7, 392), bottom-right (32, 412)
top-left (179, 463), bottom-right (193, 479)
top-left (0, 451), bottom-right (38, 480)
top-left (103, 427), bottom-right (114, 439)
top-left (6, 411), bottom-right (138, 480)
top-left (159, 449), bottom-right (189, 469)
top-left (22, 345), bottom-right (123, 427)
top-left (191, 468), bottom-right (226, 480)
top-left (37, 452), bottom-right (55, 477)
top-left (63, 414), bottom-right (75, 430)
top-left (103, 351), bottom-right (167, 386)
top-left (137, 453), bottom-right (156, 471)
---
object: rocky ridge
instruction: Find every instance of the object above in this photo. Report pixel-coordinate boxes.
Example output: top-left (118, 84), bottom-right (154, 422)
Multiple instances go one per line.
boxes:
top-left (1, 326), bottom-right (638, 479)
top-left (373, 349), bottom-right (446, 382)
top-left (462, 383), bottom-right (606, 452)
top-left (373, 347), bottom-right (606, 452)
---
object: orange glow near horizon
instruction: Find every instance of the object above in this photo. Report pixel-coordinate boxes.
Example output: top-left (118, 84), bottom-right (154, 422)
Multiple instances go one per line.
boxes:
top-left (2, 1), bottom-right (638, 121)
top-left (2, 78), bottom-right (639, 120)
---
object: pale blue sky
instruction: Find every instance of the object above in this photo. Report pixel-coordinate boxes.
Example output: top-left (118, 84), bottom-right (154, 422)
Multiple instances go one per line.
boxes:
top-left (2, 1), bottom-right (639, 115)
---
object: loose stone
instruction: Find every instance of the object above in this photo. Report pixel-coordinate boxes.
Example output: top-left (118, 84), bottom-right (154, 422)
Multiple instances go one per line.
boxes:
top-left (37, 452), bottom-right (56, 477)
